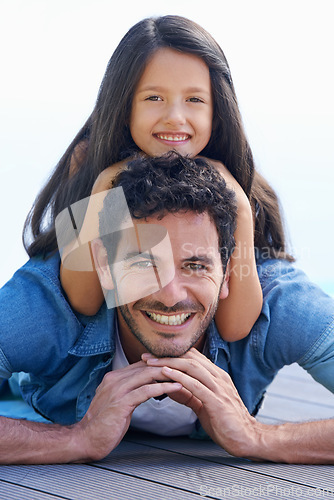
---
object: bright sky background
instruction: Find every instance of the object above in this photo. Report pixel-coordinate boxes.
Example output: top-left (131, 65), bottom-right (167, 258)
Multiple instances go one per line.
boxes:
top-left (1, 0), bottom-right (333, 291)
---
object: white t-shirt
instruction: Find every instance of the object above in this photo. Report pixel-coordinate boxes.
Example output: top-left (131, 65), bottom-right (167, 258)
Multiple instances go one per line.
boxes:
top-left (112, 325), bottom-right (198, 437)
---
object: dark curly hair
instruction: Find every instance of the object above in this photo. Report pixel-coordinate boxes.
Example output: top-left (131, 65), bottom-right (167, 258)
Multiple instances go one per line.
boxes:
top-left (99, 153), bottom-right (237, 273)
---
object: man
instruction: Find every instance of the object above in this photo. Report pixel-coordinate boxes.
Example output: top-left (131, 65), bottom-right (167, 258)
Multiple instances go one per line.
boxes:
top-left (0, 155), bottom-right (334, 464)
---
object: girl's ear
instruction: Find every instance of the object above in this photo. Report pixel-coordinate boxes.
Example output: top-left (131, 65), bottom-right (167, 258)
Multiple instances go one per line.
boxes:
top-left (91, 238), bottom-right (114, 290)
top-left (219, 261), bottom-right (230, 301)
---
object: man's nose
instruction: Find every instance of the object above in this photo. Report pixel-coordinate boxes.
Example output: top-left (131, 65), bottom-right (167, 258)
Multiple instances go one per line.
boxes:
top-left (154, 272), bottom-right (188, 308)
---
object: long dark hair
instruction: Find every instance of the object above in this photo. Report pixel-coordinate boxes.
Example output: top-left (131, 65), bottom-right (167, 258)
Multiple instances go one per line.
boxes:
top-left (23, 15), bottom-right (292, 261)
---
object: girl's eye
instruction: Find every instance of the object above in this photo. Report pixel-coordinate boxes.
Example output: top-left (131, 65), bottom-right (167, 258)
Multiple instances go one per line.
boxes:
top-left (187, 97), bottom-right (204, 103)
top-left (145, 95), bottom-right (162, 102)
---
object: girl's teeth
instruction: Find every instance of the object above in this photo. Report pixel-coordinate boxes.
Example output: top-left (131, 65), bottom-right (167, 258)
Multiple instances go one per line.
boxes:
top-left (157, 134), bottom-right (188, 142)
top-left (146, 311), bottom-right (191, 325)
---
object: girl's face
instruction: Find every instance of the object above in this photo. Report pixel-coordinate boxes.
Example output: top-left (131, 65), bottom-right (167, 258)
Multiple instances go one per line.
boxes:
top-left (130, 48), bottom-right (213, 158)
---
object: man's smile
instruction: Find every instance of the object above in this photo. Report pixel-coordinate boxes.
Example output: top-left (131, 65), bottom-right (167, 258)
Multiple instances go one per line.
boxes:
top-left (145, 311), bottom-right (192, 326)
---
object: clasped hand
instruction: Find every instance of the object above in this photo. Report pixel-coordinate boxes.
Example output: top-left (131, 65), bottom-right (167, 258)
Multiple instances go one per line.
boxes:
top-left (143, 348), bottom-right (259, 458)
top-left (76, 360), bottom-right (182, 461)
top-left (77, 348), bottom-right (260, 462)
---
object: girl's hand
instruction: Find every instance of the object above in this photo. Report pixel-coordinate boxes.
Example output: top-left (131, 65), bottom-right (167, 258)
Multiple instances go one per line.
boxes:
top-left (91, 157), bottom-right (132, 194)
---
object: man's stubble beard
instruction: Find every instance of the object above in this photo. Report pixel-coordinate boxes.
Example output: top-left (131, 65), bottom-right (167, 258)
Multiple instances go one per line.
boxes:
top-left (117, 296), bottom-right (220, 358)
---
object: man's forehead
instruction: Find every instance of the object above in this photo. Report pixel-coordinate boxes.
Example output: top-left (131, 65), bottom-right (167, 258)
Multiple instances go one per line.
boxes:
top-left (115, 211), bottom-right (220, 261)
top-left (113, 224), bottom-right (168, 261)
top-left (135, 211), bottom-right (218, 237)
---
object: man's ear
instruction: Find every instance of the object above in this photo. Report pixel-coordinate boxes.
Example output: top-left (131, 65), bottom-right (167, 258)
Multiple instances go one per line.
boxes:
top-left (219, 260), bottom-right (230, 301)
top-left (90, 238), bottom-right (114, 290)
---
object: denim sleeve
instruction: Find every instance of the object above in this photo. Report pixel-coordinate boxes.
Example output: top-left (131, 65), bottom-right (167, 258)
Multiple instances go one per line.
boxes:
top-left (298, 318), bottom-right (334, 392)
top-left (0, 255), bottom-right (83, 377)
top-left (0, 347), bottom-right (13, 380)
top-left (255, 260), bottom-right (334, 376)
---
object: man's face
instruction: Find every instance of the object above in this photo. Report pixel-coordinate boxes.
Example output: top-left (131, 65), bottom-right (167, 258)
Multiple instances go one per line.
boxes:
top-left (98, 211), bottom-right (228, 362)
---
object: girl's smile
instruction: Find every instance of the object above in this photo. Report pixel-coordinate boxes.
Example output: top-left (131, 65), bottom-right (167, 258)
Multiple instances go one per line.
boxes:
top-left (130, 48), bottom-right (213, 158)
top-left (154, 133), bottom-right (190, 143)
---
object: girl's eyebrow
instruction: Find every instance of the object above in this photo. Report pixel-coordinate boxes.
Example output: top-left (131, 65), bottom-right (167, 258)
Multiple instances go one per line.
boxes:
top-left (136, 85), bottom-right (211, 95)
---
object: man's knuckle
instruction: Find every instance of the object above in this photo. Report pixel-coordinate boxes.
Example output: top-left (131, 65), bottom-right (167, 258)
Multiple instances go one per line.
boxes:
top-left (193, 379), bottom-right (202, 391)
top-left (189, 359), bottom-right (200, 370)
top-left (142, 384), bottom-right (154, 397)
top-left (103, 371), bottom-right (117, 385)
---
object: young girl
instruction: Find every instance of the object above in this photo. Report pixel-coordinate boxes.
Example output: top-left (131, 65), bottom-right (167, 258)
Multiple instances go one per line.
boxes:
top-left (24, 16), bottom-right (292, 342)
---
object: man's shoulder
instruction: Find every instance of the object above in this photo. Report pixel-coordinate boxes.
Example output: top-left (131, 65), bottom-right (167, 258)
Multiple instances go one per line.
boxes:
top-left (3, 253), bottom-right (61, 289)
top-left (257, 256), bottom-right (334, 316)
top-left (0, 254), bottom-right (113, 374)
top-left (257, 257), bottom-right (296, 284)
top-left (256, 257), bottom-right (315, 298)
top-left (254, 257), bottom-right (334, 368)
top-left (0, 253), bottom-right (68, 318)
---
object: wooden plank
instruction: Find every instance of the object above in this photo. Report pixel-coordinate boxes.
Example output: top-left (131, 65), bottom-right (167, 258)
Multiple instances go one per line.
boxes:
top-left (101, 437), bottom-right (332, 499)
top-left (0, 481), bottom-right (65, 500)
top-left (0, 461), bottom-right (205, 500)
top-left (266, 363), bottom-right (334, 405)
top-left (1, 363), bottom-right (333, 500)
top-left (258, 393), bottom-right (334, 422)
top-left (257, 363), bottom-right (334, 422)
top-left (124, 433), bottom-right (334, 493)
top-left (2, 438), bottom-right (331, 500)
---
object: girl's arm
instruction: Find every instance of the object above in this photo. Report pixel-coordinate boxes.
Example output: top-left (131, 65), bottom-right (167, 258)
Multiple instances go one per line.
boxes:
top-left (208, 159), bottom-right (263, 342)
top-left (60, 159), bottom-right (126, 315)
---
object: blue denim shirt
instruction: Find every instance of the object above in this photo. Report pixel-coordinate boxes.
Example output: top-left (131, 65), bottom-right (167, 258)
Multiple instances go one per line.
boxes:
top-left (0, 253), bottom-right (333, 425)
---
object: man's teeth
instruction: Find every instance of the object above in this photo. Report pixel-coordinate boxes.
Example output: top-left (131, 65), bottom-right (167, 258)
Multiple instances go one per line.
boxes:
top-left (156, 134), bottom-right (188, 142)
top-left (146, 311), bottom-right (191, 325)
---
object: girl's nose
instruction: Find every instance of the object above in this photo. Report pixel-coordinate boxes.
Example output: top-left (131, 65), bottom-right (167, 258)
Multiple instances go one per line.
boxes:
top-left (164, 103), bottom-right (186, 126)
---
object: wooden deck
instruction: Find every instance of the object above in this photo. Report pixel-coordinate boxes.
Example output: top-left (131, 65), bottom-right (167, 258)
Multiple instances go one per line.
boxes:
top-left (1, 364), bottom-right (334, 500)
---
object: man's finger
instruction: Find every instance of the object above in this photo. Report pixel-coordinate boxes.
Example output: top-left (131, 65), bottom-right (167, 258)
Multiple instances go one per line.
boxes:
top-left (168, 387), bottom-right (203, 413)
top-left (159, 366), bottom-right (211, 413)
top-left (144, 353), bottom-right (222, 393)
top-left (125, 382), bottom-right (183, 409)
top-left (144, 348), bottom-right (221, 379)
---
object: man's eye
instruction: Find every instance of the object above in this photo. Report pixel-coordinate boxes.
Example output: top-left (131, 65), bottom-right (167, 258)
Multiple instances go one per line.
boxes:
top-left (185, 263), bottom-right (207, 272)
top-left (130, 260), bottom-right (154, 269)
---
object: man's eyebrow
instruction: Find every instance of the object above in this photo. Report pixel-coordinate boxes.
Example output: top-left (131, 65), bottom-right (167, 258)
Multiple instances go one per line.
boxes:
top-left (122, 251), bottom-right (160, 262)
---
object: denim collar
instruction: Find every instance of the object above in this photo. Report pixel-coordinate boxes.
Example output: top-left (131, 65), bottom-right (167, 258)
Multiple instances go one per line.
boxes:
top-left (206, 320), bottom-right (230, 363)
top-left (68, 306), bottom-right (116, 357)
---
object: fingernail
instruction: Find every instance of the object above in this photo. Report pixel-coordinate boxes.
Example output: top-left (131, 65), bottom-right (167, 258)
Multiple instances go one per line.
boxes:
top-left (147, 358), bottom-right (159, 364)
top-left (141, 353), bottom-right (155, 360)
